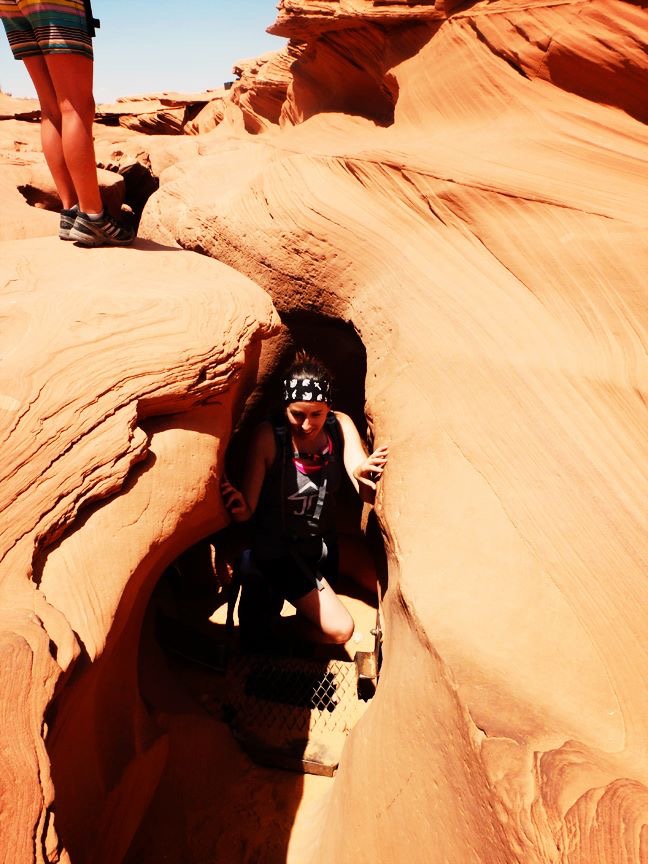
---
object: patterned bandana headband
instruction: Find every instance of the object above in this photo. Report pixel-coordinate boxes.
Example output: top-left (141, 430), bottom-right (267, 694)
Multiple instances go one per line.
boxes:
top-left (283, 376), bottom-right (332, 405)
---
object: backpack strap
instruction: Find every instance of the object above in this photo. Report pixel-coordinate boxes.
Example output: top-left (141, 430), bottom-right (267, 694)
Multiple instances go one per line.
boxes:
top-left (274, 413), bottom-right (340, 532)
top-left (271, 414), bottom-right (338, 592)
top-left (326, 412), bottom-right (343, 453)
top-left (271, 416), bottom-right (289, 536)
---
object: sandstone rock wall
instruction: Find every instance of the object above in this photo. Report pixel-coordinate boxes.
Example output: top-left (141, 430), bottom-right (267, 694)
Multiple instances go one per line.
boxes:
top-left (1, 0), bottom-right (647, 861)
top-left (0, 241), bottom-right (277, 862)
top-left (139, 1), bottom-right (648, 862)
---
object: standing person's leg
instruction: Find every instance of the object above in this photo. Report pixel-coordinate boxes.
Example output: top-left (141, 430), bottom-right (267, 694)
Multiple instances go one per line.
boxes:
top-left (43, 53), bottom-right (102, 215)
top-left (6, 0), bottom-right (134, 245)
top-left (22, 55), bottom-right (77, 210)
top-left (2, 0), bottom-right (100, 213)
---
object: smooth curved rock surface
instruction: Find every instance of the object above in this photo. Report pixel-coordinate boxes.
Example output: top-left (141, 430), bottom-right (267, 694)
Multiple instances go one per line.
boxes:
top-left (1, 0), bottom-right (647, 861)
top-left (0, 238), bottom-right (278, 863)
top-left (139, 1), bottom-right (648, 862)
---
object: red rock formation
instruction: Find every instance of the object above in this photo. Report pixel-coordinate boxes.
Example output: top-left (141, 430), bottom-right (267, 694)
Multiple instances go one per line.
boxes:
top-left (231, 49), bottom-right (295, 132)
top-left (461, 0), bottom-right (648, 123)
top-left (0, 113), bottom-right (133, 233)
top-left (95, 91), bottom-right (228, 135)
top-left (1, 0), bottom-right (647, 862)
top-left (0, 241), bottom-right (278, 863)
top-left (138, 1), bottom-right (648, 862)
top-left (270, 2), bottom-right (441, 127)
top-left (18, 162), bottom-right (124, 214)
top-left (184, 96), bottom-right (228, 135)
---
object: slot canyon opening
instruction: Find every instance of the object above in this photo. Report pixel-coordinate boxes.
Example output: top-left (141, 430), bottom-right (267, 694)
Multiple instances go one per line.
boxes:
top-left (149, 318), bottom-right (385, 669)
top-left (132, 313), bottom-right (388, 861)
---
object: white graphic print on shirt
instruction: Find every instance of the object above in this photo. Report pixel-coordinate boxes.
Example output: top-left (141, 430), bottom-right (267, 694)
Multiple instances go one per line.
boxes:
top-left (287, 475), bottom-right (321, 516)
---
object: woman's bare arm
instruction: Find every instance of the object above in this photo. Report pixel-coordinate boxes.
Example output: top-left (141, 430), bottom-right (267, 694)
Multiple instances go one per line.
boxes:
top-left (335, 411), bottom-right (389, 496)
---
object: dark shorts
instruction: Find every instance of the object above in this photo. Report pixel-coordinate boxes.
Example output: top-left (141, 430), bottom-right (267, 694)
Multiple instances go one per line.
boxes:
top-left (236, 537), bottom-right (339, 649)
top-left (253, 536), bottom-right (339, 605)
top-left (0, 0), bottom-right (93, 60)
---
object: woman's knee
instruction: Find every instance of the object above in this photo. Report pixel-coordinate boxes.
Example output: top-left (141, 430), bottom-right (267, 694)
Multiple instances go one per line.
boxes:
top-left (44, 54), bottom-right (96, 123)
top-left (59, 92), bottom-right (95, 125)
top-left (40, 101), bottom-right (63, 128)
top-left (295, 584), bottom-right (355, 643)
top-left (323, 610), bottom-right (355, 644)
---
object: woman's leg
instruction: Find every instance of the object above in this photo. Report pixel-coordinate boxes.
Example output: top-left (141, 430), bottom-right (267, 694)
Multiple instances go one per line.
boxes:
top-left (22, 54), bottom-right (77, 209)
top-left (293, 581), bottom-right (355, 644)
top-left (42, 52), bottom-right (103, 214)
top-left (237, 555), bottom-right (285, 650)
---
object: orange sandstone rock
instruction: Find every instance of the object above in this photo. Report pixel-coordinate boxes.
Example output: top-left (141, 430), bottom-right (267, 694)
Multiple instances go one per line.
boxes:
top-left (139, 1), bottom-right (648, 862)
top-left (2, 0), bottom-right (648, 862)
top-left (0, 91), bottom-right (39, 120)
top-left (0, 239), bottom-right (278, 863)
top-left (95, 90), bottom-right (224, 135)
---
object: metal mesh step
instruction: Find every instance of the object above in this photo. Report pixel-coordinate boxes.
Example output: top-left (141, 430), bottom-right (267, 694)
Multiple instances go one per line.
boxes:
top-left (219, 654), bottom-right (372, 775)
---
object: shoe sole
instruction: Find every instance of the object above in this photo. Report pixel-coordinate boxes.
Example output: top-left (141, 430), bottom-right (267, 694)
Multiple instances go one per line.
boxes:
top-left (59, 221), bottom-right (76, 241)
top-left (69, 225), bottom-right (134, 247)
top-left (59, 208), bottom-right (78, 241)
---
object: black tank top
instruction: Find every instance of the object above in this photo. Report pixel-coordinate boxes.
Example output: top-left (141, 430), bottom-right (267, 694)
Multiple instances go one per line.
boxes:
top-left (252, 414), bottom-right (343, 559)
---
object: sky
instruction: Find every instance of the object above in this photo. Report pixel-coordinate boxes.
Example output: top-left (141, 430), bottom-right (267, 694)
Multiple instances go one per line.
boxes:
top-left (0, 0), bottom-right (286, 102)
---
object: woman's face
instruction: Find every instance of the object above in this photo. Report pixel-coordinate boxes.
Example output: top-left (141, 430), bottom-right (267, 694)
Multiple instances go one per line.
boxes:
top-left (286, 401), bottom-right (330, 440)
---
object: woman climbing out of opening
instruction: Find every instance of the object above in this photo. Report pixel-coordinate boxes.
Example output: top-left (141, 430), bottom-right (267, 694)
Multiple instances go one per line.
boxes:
top-left (221, 352), bottom-right (388, 650)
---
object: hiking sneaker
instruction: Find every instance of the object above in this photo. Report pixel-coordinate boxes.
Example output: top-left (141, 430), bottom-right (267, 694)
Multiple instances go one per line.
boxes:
top-left (59, 204), bottom-right (79, 240)
top-left (69, 209), bottom-right (135, 247)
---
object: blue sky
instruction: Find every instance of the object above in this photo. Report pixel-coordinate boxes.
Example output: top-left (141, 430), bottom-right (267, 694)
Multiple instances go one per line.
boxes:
top-left (1, 0), bottom-right (285, 102)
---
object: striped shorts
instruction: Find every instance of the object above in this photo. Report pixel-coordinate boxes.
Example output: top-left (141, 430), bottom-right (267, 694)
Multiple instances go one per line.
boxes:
top-left (0, 0), bottom-right (93, 60)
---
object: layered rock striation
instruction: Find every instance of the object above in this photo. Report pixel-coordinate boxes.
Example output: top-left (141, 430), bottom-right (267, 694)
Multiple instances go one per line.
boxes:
top-left (139, 0), bottom-right (648, 862)
top-left (1, 0), bottom-right (647, 862)
top-left (0, 240), bottom-right (277, 862)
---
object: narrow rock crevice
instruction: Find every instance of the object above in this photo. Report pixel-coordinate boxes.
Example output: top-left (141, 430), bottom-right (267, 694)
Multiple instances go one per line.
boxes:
top-left (39, 316), bottom-right (388, 863)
